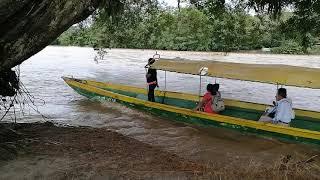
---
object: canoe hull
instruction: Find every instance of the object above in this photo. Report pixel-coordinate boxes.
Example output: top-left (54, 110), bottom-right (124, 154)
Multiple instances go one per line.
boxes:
top-left (65, 78), bottom-right (320, 145)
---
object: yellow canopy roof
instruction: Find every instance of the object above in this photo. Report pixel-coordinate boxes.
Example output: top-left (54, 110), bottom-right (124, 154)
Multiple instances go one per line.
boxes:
top-left (151, 58), bottom-right (320, 89)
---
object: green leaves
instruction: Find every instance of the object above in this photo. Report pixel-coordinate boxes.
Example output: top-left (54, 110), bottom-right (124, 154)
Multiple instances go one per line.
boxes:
top-left (271, 39), bottom-right (304, 54)
top-left (56, 0), bottom-right (320, 54)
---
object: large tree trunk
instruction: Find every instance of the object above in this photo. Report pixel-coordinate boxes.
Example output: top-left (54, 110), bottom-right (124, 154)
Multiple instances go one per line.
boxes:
top-left (0, 0), bottom-right (102, 72)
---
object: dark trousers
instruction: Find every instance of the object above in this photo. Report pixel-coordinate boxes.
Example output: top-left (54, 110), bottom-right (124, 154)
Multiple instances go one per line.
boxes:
top-left (148, 84), bottom-right (156, 102)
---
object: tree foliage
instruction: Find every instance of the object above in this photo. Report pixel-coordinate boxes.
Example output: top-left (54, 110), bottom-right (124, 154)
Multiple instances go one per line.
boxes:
top-left (57, 0), bottom-right (320, 54)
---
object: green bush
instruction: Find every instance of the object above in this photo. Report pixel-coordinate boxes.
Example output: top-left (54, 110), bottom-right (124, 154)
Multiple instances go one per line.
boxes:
top-left (271, 40), bottom-right (304, 54)
top-left (56, 6), bottom-right (310, 54)
top-left (309, 45), bottom-right (320, 55)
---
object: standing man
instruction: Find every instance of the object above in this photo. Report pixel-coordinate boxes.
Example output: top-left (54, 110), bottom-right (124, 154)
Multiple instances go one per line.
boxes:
top-left (145, 58), bottom-right (158, 102)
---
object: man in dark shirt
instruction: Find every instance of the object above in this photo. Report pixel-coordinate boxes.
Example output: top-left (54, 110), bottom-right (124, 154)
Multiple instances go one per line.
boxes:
top-left (145, 58), bottom-right (158, 102)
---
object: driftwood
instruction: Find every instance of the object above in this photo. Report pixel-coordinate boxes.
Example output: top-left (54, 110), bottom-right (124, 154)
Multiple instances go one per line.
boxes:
top-left (279, 154), bottom-right (319, 171)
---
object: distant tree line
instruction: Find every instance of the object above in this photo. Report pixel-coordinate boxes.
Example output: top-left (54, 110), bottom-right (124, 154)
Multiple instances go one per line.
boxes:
top-left (55, 0), bottom-right (320, 54)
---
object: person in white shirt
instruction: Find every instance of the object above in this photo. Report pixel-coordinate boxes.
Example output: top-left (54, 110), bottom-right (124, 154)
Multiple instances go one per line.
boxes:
top-left (259, 88), bottom-right (295, 126)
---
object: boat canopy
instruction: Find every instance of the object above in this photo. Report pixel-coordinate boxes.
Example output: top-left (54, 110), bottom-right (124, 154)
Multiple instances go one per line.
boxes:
top-left (150, 58), bottom-right (320, 89)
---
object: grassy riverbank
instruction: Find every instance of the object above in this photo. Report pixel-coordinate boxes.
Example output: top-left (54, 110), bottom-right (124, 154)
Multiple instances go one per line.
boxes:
top-left (1, 122), bottom-right (319, 179)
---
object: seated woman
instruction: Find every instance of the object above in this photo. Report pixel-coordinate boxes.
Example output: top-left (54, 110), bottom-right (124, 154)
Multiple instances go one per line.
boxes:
top-left (259, 88), bottom-right (295, 126)
top-left (194, 84), bottom-right (218, 114)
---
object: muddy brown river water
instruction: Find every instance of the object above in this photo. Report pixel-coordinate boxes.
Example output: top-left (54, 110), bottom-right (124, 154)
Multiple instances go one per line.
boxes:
top-left (2, 46), bottom-right (320, 163)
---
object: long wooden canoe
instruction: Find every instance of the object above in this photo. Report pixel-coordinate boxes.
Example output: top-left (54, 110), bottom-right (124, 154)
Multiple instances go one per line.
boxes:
top-left (62, 77), bottom-right (320, 145)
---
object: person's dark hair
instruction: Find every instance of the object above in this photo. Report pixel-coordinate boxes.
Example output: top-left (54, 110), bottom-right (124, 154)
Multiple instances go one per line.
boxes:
top-left (213, 83), bottom-right (219, 91)
top-left (145, 58), bottom-right (156, 68)
top-left (278, 88), bottom-right (287, 98)
top-left (207, 84), bottom-right (216, 96)
top-left (148, 58), bottom-right (155, 65)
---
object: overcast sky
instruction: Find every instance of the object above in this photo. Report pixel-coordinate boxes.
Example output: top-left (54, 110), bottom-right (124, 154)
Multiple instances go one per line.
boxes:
top-left (162, 0), bottom-right (257, 15)
top-left (161, 0), bottom-right (187, 7)
top-left (161, 0), bottom-right (239, 9)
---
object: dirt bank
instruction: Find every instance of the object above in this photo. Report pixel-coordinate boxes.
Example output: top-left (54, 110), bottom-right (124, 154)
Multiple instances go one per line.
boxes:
top-left (0, 122), bottom-right (319, 179)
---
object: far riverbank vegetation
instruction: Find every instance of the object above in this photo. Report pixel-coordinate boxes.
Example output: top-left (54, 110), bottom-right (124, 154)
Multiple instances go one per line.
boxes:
top-left (53, 0), bottom-right (320, 55)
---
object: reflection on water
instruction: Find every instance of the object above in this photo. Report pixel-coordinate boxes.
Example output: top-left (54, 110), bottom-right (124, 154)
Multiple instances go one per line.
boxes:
top-left (3, 46), bottom-right (320, 162)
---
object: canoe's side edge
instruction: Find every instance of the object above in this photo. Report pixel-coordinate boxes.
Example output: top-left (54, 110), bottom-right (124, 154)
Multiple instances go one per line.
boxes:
top-left (63, 78), bottom-right (320, 146)
top-left (83, 77), bottom-right (320, 121)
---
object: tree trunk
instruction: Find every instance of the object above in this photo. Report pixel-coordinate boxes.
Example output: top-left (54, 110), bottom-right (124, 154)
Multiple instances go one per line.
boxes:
top-left (0, 0), bottom-right (102, 72)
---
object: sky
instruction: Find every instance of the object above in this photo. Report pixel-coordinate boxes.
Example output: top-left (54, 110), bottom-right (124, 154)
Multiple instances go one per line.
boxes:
top-left (162, 0), bottom-right (257, 15)
top-left (161, 0), bottom-right (236, 7)
top-left (161, 0), bottom-right (187, 7)
top-left (160, 0), bottom-right (243, 10)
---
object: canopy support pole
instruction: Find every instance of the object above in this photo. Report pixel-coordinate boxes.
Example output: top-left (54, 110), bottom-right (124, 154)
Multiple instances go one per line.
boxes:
top-left (145, 66), bottom-right (149, 95)
top-left (199, 74), bottom-right (202, 102)
top-left (165, 71), bottom-right (167, 91)
top-left (162, 71), bottom-right (167, 104)
top-left (275, 83), bottom-right (280, 103)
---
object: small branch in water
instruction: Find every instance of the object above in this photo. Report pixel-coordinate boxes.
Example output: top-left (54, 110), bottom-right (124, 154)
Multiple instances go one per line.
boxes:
top-left (93, 48), bottom-right (108, 64)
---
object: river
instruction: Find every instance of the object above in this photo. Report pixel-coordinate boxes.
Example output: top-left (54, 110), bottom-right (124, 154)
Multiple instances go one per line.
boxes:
top-left (3, 46), bottom-right (320, 163)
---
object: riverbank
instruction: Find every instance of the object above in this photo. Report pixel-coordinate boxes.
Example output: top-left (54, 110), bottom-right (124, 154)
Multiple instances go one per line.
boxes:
top-left (1, 122), bottom-right (320, 179)
top-left (55, 45), bottom-right (320, 55)
top-left (0, 122), bottom-right (206, 179)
